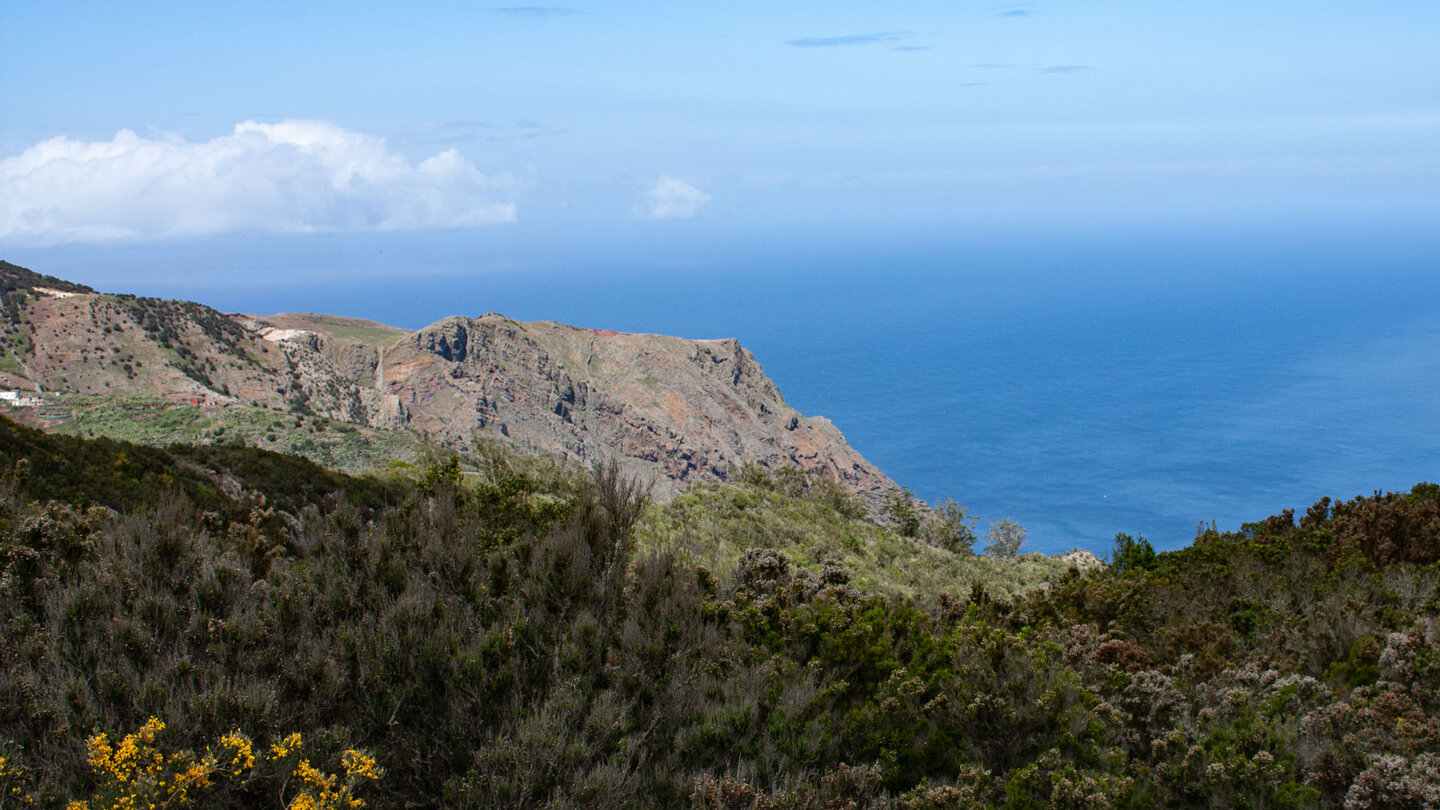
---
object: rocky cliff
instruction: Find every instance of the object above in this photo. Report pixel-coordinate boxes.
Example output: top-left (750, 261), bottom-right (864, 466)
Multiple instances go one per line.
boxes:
top-left (0, 261), bottom-right (897, 508)
top-left (377, 314), bottom-right (892, 502)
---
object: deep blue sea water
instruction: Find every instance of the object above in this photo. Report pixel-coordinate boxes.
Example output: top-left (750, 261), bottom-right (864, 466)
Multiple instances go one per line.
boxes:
top-left (31, 226), bottom-right (1440, 554)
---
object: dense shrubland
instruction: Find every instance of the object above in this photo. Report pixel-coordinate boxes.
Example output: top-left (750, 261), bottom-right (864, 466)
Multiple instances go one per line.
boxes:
top-left (2, 416), bottom-right (1440, 807)
top-left (0, 414), bottom-right (408, 518)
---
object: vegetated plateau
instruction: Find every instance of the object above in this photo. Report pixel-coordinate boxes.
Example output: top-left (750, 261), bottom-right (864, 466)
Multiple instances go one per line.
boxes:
top-left (1, 260), bottom-right (1439, 808)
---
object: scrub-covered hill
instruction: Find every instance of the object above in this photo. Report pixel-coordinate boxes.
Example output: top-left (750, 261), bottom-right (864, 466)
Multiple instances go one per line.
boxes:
top-left (2, 417), bottom-right (1438, 807)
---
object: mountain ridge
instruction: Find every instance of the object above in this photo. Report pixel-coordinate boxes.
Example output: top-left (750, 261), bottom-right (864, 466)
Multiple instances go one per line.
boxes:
top-left (0, 260), bottom-right (897, 509)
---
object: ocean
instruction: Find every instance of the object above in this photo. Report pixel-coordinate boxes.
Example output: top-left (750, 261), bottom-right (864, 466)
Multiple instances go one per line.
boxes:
top-left (452, 228), bottom-right (1440, 555)
top-left (35, 225), bottom-right (1440, 555)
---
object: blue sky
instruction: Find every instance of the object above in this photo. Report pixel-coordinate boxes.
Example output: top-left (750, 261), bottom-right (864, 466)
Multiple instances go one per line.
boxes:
top-left (2, 1), bottom-right (1438, 278)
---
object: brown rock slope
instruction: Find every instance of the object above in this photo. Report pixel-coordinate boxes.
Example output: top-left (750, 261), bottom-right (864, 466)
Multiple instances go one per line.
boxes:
top-left (378, 314), bottom-right (894, 502)
top-left (0, 261), bottom-right (896, 506)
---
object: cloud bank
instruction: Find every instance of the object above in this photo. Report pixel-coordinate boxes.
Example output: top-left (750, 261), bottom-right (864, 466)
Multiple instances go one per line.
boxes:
top-left (0, 120), bottom-right (515, 243)
top-left (640, 176), bottom-right (709, 220)
top-left (488, 7), bottom-right (582, 17)
top-left (786, 32), bottom-right (913, 48)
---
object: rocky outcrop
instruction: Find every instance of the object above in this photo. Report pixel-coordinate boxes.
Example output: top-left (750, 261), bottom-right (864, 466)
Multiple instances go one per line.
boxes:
top-left (376, 315), bottom-right (896, 506)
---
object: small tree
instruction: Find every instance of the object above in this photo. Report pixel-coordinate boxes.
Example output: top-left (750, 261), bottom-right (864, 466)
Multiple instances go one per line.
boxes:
top-left (1109, 532), bottom-right (1156, 573)
top-left (921, 498), bottom-right (978, 554)
top-left (809, 473), bottom-right (868, 520)
top-left (885, 487), bottom-right (921, 538)
top-left (737, 463), bottom-right (774, 490)
top-left (419, 455), bottom-right (463, 497)
top-left (984, 518), bottom-right (1026, 556)
top-left (771, 466), bottom-right (808, 499)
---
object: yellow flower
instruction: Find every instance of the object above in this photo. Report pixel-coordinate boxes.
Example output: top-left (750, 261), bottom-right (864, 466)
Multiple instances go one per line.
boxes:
top-left (216, 731), bottom-right (255, 775)
top-left (296, 759), bottom-right (337, 792)
top-left (340, 751), bottom-right (379, 782)
top-left (66, 723), bottom-right (379, 810)
top-left (176, 758), bottom-right (213, 790)
top-left (86, 734), bottom-right (114, 773)
top-left (270, 733), bottom-right (303, 760)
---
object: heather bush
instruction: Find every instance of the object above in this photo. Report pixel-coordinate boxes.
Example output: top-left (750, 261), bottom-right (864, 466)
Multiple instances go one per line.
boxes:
top-left (6, 421), bottom-right (1440, 807)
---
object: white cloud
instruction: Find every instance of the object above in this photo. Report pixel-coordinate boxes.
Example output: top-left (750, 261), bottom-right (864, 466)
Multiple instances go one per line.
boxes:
top-left (0, 120), bottom-right (516, 243)
top-left (640, 175), bottom-right (709, 220)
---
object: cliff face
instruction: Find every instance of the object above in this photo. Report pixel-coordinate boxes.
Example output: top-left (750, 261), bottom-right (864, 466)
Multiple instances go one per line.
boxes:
top-left (0, 262), bottom-right (897, 508)
top-left (379, 314), bottom-right (894, 503)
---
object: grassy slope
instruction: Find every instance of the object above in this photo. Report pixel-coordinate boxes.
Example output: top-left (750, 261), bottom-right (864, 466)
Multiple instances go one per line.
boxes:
top-left (45, 395), bottom-right (438, 474)
top-left (0, 413), bottom-right (408, 515)
top-left (35, 391), bottom-right (1072, 598)
top-left (638, 478), bottom-right (1069, 599)
top-left (30, 390), bottom-right (1073, 599)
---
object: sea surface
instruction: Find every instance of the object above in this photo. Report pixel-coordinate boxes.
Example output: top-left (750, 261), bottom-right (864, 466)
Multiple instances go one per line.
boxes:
top-left (39, 226), bottom-right (1440, 555)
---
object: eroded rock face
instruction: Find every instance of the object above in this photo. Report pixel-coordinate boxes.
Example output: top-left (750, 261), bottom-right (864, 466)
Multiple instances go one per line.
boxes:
top-left (378, 315), bottom-right (896, 508)
top-left (3, 261), bottom-right (896, 509)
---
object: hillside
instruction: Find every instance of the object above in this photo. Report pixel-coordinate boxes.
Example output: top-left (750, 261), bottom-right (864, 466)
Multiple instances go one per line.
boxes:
top-left (2, 416), bottom-right (1438, 807)
top-left (638, 466), bottom-right (1069, 600)
top-left (0, 261), bottom-right (896, 508)
top-left (28, 395), bottom-right (451, 477)
top-left (0, 411), bottom-right (408, 517)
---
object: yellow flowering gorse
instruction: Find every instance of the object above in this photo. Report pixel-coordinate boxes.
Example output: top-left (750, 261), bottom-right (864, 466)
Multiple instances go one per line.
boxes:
top-left (270, 733), bottom-right (303, 760)
top-left (0, 753), bottom-right (36, 808)
top-left (277, 742), bottom-right (381, 810)
top-left (0, 719), bottom-right (380, 810)
top-left (217, 732), bottom-right (255, 776)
